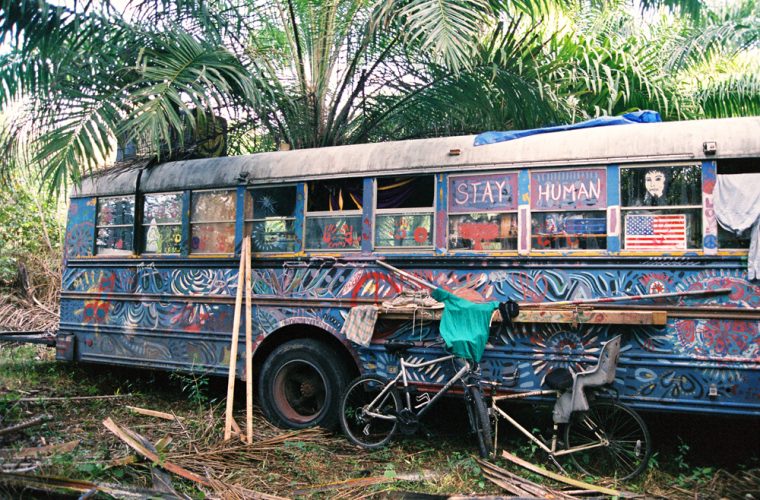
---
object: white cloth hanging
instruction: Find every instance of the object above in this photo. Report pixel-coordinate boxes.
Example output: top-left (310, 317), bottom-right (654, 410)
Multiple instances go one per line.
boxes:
top-left (714, 173), bottom-right (760, 279)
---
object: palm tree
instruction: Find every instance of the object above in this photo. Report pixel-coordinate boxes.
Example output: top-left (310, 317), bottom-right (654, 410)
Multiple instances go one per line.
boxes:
top-left (0, 0), bottom-right (754, 193)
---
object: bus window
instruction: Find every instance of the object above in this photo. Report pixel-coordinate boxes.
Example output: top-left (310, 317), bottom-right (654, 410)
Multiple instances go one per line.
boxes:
top-left (305, 179), bottom-right (362, 250)
top-left (190, 189), bottom-right (236, 254)
top-left (716, 160), bottom-right (754, 250)
top-left (142, 192), bottom-right (183, 254)
top-left (448, 173), bottom-right (517, 251)
top-left (95, 195), bottom-right (134, 255)
top-left (530, 169), bottom-right (607, 250)
top-left (375, 176), bottom-right (434, 249)
top-left (621, 165), bottom-right (702, 250)
top-left (244, 186), bottom-right (298, 252)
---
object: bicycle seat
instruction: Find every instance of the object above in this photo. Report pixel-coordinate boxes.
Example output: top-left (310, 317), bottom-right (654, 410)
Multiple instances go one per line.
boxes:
top-left (385, 340), bottom-right (416, 354)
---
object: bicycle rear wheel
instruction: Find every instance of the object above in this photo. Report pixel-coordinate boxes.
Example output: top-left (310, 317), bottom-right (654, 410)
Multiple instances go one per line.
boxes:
top-left (564, 400), bottom-right (651, 481)
top-left (340, 375), bottom-right (401, 449)
top-left (466, 387), bottom-right (494, 458)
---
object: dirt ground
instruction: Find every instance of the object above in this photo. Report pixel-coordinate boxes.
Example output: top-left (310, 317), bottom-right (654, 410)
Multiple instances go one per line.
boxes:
top-left (0, 343), bottom-right (758, 499)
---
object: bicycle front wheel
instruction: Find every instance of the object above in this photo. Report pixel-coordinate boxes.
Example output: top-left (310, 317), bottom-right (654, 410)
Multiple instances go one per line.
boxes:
top-left (340, 375), bottom-right (401, 449)
top-left (466, 387), bottom-right (494, 458)
top-left (564, 400), bottom-right (651, 481)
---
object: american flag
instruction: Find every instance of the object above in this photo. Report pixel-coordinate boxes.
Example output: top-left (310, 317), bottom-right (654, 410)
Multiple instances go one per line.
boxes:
top-left (625, 214), bottom-right (687, 250)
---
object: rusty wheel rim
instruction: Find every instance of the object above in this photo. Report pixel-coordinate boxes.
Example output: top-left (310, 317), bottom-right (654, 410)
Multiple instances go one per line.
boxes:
top-left (272, 360), bottom-right (327, 423)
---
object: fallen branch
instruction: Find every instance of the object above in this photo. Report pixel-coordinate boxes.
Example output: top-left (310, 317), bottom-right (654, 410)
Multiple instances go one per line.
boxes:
top-left (126, 406), bottom-right (185, 421)
top-left (478, 458), bottom-right (574, 499)
top-left (0, 440), bottom-right (79, 459)
top-left (18, 394), bottom-right (132, 403)
top-left (0, 414), bottom-right (51, 437)
top-left (501, 450), bottom-right (625, 497)
top-left (0, 471), bottom-right (184, 498)
top-left (103, 417), bottom-right (210, 487)
top-left (292, 471), bottom-right (437, 495)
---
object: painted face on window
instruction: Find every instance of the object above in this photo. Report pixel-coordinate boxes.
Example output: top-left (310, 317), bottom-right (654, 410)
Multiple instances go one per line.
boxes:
top-left (645, 170), bottom-right (666, 198)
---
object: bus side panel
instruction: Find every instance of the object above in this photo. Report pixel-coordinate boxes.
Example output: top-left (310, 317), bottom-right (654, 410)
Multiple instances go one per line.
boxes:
top-left (58, 264), bottom-right (360, 375)
top-left (348, 261), bottom-right (759, 417)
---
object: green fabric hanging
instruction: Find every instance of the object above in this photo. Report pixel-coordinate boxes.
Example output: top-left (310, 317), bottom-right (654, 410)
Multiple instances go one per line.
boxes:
top-left (431, 288), bottom-right (498, 362)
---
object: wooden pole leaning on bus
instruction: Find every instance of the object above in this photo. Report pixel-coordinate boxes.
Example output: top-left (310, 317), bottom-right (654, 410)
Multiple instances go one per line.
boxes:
top-left (245, 238), bottom-right (253, 444)
top-left (225, 239), bottom-right (250, 442)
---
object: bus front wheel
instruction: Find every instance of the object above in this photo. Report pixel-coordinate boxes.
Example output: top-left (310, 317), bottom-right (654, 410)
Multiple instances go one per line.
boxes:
top-left (258, 339), bottom-right (350, 429)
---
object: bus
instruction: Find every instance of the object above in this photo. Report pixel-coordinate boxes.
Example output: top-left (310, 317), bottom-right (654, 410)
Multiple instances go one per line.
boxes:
top-left (58, 116), bottom-right (760, 429)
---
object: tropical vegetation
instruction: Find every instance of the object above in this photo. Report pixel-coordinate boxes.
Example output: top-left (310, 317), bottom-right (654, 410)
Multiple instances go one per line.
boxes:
top-left (0, 0), bottom-right (757, 194)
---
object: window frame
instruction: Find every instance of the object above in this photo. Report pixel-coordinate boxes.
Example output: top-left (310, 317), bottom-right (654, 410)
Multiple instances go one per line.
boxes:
top-left (141, 191), bottom-right (184, 255)
top-left (446, 171), bottom-right (518, 253)
top-left (619, 163), bottom-right (703, 252)
top-left (373, 175), bottom-right (436, 251)
top-left (244, 184), bottom-right (300, 254)
top-left (528, 167), bottom-right (608, 253)
top-left (95, 194), bottom-right (136, 256)
top-left (304, 179), bottom-right (363, 252)
top-left (189, 188), bottom-right (237, 255)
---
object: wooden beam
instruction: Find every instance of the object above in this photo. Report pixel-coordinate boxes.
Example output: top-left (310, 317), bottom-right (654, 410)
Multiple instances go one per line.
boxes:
top-left (380, 308), bottom-right (667, 325)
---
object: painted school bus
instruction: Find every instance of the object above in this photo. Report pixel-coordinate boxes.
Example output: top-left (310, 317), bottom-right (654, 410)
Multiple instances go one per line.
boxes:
top-left (58, 117), bottom-right (760, 429)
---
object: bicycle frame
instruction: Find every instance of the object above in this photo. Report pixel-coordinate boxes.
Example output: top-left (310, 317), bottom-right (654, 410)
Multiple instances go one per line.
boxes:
top-left (492, 392), bottom-right (609, 457)
top-left (363, 353), bottom-right (473, 421)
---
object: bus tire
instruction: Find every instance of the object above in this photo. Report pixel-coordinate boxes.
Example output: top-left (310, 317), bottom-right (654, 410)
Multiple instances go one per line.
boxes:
top-left (258, 338), bottom-right (350, 430)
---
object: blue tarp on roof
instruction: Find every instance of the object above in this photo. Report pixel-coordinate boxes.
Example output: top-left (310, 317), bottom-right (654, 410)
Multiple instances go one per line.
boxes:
top-left (473, 110), bottom-right (662, 146)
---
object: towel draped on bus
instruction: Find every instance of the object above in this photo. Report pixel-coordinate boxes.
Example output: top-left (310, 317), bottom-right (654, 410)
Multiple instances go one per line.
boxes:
top-left (714, 173), bottom-right (760, 280)
top-left (431, 288), bottom-right (499, 363)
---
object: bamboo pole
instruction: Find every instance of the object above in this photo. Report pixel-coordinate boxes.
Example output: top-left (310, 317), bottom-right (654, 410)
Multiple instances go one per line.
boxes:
top-left (375, 260), bottom-right (436, 289)
top-left (224, 243), bottom-right (247, 441)
top-left (244, 238), bottom-right (253, 444)
top-left (528, 287), bottom-right (732, 308)
top-left (376, 260), bottom-right (731, 308)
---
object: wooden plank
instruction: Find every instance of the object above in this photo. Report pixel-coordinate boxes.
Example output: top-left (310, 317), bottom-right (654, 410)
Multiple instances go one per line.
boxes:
top-left (224, 245), bottom-right (247, 441)
top-left (501, 450), bottom-right (622, 497)
top-left (126, 406), bottom-right (184, 421)
top-left (380, 308), bottom-right (667, 325)
top-left (244, 238), bottom-right (253, 445)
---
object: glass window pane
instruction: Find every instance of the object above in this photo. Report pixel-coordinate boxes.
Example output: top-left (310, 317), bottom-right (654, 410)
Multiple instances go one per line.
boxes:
top-left (97, 196), bottom-right (134, 226)
top-left (532, 211), bottom-right (607, 250)
top-left (191, 190), bottom-right (236, 222)
top-left (718, 226), bottom-right (750, 249)
top-left (143, 224), bottom-right (182, 253)
top-left (250, 186), bottom-right (297, 218)
top-left (449, 173), bottom-right (518, 213)
top-left (307, 179), bottom-right (362, 212)
top-left (96, 226), bottom-right (133, 254)
top-left (449, 213), bottom-right (517, 250)
top-left (248, 219), bottom-right (298, 252)
top-left (623, 209), bottom-right (701, 249)
top-left (375, 214), bottom-right (433, 247)
top-left (144, 193), bottom-right (182, 224)
top-left (377, 176), bottom-right (433, 209)
top-left (621, 165), bottom-right (702, 207)
top-left (530, 169), bottom-right (606, 211)
top-left (305, 216), bottom-right (361, 250)
top-left (191, 222), bottom-right (235, 253)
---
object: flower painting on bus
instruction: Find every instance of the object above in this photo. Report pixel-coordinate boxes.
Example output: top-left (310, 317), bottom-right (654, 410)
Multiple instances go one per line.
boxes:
top-left (530, 169), bottom-right (606, 210)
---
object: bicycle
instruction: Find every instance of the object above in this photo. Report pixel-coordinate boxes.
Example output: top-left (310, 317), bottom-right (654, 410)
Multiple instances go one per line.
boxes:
top-left (489, 335), bottom-right (652, 481)
top-left (339, 339), bottom-right (493, 458)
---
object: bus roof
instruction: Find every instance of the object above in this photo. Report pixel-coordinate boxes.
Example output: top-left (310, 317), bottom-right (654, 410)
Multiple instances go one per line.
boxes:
top-left (75, 116), bottom-right (760, 197)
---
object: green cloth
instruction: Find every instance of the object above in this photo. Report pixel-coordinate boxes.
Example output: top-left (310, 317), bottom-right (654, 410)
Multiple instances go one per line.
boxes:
top-left (431, 288), bottom-right (498, 362)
